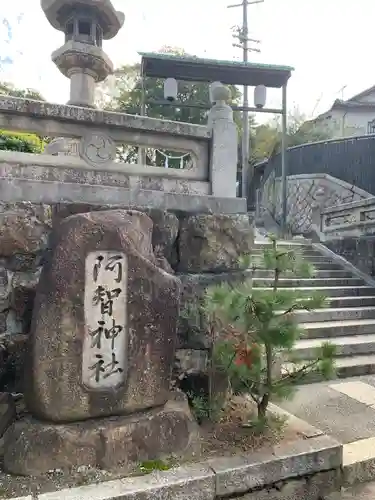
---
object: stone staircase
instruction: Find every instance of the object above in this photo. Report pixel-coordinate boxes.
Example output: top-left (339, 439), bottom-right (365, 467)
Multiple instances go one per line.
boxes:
top-left (253, 239), bottom-right (375, 379)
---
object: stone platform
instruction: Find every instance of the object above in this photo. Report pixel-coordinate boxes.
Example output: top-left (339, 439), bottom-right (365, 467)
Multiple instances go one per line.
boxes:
top-left (3, 396), bottom-right (200, 476)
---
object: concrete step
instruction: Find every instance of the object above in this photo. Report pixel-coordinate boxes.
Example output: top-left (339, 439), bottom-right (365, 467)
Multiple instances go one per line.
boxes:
top-left (301, 318), bottom-right (375, 339)
top-left (252, 248), bottom-right (323, 258)
top-left (294, 306), bottom-right (375, 323)
top-left (254, 241), bottom-right (313, 248)
top-left (253, 269), bottom-right (353, 279)
top-left (328, 296), bottom-right (375, 308)
top-left (254, 286), bottom-right (375, 297)
top-left (293, 333), bottom-right (375, 359)
top-left (251, 260), bottom-right (345, 271)
top-left (283, 353), bottom-right (375, 381)
top-left (253, 277), bottom-right (364, 288)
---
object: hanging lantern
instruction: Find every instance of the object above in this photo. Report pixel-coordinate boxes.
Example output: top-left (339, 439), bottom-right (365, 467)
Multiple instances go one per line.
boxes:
top-left (254, 85), bottom-right (267, 108)
top-left (164, 78), bottom-right (178, 101)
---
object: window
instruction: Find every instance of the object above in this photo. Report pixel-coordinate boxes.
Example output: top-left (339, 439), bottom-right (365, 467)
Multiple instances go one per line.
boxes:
top-left (367, 120), bottom-right (375, 134)
top-left (78, 20), bottom-right (91, 35)
top-left (77, 19), bottom-right (94, 44)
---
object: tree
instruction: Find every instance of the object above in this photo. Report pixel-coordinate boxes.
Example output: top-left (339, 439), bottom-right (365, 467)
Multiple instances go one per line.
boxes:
top-left (105, 47), bottom-right (242, 167)
top-left (203, 235), bottom-right (335, 422)
top-left (0, 82), bottom-right (44, 101)
top-left (250, 108), bottom-right (333, 165)
top-left (0, 82), bottom-right (45, 152)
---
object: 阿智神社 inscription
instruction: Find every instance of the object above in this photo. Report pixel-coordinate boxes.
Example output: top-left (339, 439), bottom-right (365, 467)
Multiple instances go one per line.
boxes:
top-left (82, 251), bottom-right (127, 390)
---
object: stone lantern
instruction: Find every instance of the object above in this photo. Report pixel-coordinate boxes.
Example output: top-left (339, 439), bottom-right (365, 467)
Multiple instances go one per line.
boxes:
top-left (41, 0), bottom-right (125, 107)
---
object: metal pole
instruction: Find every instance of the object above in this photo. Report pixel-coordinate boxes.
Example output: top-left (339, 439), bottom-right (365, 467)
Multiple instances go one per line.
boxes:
top-left (280, 83), bottom-right (288, 237)
top-left (138, 68), bottom-right (147, 165)
top-left (241, 0), bottom-right (249, 199)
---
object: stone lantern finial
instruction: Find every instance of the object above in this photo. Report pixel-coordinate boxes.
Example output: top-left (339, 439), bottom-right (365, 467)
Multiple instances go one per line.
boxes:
top-left (41, 0), bottom-right (125, 108)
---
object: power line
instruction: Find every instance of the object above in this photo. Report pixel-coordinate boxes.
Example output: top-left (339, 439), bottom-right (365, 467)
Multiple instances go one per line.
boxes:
top-left (227, 0), bottom-right (264, 199)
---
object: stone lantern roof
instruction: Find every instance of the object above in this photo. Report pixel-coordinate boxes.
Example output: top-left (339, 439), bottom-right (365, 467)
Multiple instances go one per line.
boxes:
top-left (41, 0), bottom-right (125, 39)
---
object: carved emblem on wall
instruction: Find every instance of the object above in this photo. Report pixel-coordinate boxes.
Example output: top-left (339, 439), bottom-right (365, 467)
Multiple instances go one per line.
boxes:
top-left (79, 132), bottom-right (116, 168)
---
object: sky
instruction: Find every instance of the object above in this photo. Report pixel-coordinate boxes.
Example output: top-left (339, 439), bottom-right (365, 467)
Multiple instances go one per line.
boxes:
top-left (1, 0), bottom-right (375, 121)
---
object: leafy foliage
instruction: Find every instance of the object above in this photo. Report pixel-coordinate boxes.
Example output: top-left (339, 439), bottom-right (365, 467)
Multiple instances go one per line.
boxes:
top-left (102, 47), bottom-right (242, 168)
top-left (0, 82), bottom-right (45, 152)
top-left (204, 235), bottom-right (336, 421)
top-left (138, 459), bottom-right (171, 474)
top-left (0, 130), bottom-right (43, 152)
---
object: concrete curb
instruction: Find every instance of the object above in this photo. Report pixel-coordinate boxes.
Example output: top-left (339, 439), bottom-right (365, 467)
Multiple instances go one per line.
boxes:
top-left (5, 433), bottom-right (342, 500)
top-left (270, 403), bottom-right (375, 489)
top-left (343, 437), bottom-right (375, 487)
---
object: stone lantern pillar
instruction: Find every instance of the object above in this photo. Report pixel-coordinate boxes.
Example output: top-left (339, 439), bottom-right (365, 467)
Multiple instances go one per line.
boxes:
top-left (41, 0), bottom-right (125, 108)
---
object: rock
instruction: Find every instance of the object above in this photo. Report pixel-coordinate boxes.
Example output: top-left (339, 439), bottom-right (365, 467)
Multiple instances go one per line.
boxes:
top-left (4, 398), bottom-right (200, 476)
top-left (4, 416), bottom-right (100, 476)
top-left (0, 335), bottom-right (28, 393)
top-left (0, 393), bottom-right (16, 437)
top-left (0, 204), bottom-right (51, 257)
top-left (144, 209), bottom-right (179, 268)
top-left (174, 349), bottom-right (229, 411)
top-left (178, 214), bottom-right (254, 273)
top-left (178, 270), bottom-right (251, 349)
top-left (6, 253), bottom-right (43, 272)
top-left (26, 209), bottom-right (181, 422)
top-left (0, 268), bottom-right (11, 312)
top-left (11, 270), bottom-right (41, 334)
top-left (52, 204), bottom-right (180, 271)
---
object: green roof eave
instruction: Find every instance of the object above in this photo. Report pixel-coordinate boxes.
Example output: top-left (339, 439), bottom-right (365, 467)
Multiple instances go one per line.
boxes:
top-left (139, 52), bottom-right (294, 88)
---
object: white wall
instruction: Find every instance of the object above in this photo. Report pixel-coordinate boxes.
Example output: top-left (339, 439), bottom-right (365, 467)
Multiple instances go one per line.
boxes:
top-left (314, 108), bottom-right (375, 138)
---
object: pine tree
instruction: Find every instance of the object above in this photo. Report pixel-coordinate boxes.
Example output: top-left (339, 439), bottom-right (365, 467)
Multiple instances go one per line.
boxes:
top-left (204, 235), bottom-right (336, 422)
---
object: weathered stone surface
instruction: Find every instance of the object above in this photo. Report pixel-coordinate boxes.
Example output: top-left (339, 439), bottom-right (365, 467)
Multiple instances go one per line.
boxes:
top-left (178, 214), bottom-right (254, 273)
top-left (144, 208), bottom-right (179, 270)
top-left (4, 398), bottom-right (200, 477)
top-left (6, 252), bottom-right (43, 272)
top-left (0, 203), bottom-right (51, 257)
top-left (100, 398), bottom-right (200, 469)
top-left (4, 416), bottom-right (100, 476)
top-left (0, 267), bottom-right (11, 312)
top-left (52, 204), bottom-right (179, 271)
top-left (26, 209), bottom-right (181, 422)
top-left (0, 393), bottom-right (16, 437)
top-left (11, 270), bottom-right (41, 334)
top-left (208, 435), bottom-right (342, 497)
top-left (178, 270), bottom-right (251, 349)
top-left (326, 236), bottom-right (375, 278)
top-left (37, 464), bottom-right (215, 500)
top-left (173, 349), bottom-right (229, 409)
top-left (0, 335), bottom-right (28, 392)
top-left (241, 469), bottom-right (341, 500)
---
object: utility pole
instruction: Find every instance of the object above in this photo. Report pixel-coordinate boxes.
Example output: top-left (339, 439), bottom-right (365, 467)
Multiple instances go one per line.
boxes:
top-left (227, 0), bottom-right (263, 199)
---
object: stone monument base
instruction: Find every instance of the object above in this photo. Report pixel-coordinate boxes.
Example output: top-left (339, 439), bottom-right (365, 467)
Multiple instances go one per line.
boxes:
top-left (3, 396), bottom-right (200, 476)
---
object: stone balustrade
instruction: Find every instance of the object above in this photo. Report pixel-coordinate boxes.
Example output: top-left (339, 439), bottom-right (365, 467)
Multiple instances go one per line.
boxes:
top-left (0, 95), bottom-right (244, 213)
top-left (315, 196), bottom-right (375, 239)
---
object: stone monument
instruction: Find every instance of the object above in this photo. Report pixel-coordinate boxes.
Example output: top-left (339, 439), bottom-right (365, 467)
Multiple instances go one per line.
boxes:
top-left (3, 1), bottom-right (200, 476)
top-left (4, 209), bottom-right (199, 475)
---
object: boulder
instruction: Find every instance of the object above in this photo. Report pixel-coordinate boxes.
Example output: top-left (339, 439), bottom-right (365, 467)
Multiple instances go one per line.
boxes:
top-left (178, 214), bottom-right (254, 273)
top-left (0, 203), bottom-right (51, 257)
top-left (4, 396), bottom-right (199, 476)
top-left (25, 209), bottom-right (181, 422)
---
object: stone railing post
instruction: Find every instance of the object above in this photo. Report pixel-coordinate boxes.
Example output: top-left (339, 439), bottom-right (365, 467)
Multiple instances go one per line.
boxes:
top-left (207, 84), bottom-right (238, 198)
top-left (311, 187), bottom-right (326, 240)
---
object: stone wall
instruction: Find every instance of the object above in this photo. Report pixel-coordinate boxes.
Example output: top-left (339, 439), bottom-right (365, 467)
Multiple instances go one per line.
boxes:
top-left (260, 173), bottom-right (371, 234)
top-left (325, 236), bottom-right (375, 278)
top-left (0, 202), bottom-right (254, 395)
